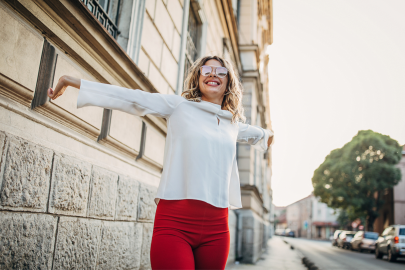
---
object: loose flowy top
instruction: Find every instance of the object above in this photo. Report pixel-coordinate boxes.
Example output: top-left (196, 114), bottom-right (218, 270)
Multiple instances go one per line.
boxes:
top-left (78, 80), bottom-right (273, 209)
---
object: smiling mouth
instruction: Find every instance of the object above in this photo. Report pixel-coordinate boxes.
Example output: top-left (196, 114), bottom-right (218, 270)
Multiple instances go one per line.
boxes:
top-left (206, 81), bottom-right (220, 86)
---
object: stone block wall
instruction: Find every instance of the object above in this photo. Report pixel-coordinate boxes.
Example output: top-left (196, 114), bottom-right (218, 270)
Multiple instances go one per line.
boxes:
top-left (0, 131), bottom-right (157, 269)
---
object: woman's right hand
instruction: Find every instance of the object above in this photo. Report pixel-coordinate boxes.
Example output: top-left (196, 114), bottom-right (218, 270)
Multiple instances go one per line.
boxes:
top-left (47, 75), bottom-right (81, 100)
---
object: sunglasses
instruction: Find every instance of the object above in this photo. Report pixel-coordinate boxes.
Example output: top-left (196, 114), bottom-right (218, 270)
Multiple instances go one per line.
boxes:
top-left (200, 65), bottom-right (228, 78)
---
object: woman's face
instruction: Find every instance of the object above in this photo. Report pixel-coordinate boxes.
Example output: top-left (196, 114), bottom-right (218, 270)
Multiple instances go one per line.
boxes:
top-left (198, 59), bottom-right (228, 101)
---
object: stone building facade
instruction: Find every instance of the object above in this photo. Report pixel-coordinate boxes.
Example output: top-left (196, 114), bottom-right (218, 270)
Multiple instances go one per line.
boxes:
top-left (0, 0), bottom-right (273, 268)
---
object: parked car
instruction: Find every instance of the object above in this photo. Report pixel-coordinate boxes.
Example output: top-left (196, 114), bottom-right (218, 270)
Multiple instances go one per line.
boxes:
top-left (287, 230), bottom-right (295, 238)
top-left (350, 231), bottom-right (379, 252)
top-left (375, 225), bottom-right (405, 262)
top-left (337, 231), bottom-right (356, 249)
top-left (332, 230), bottom-right (343, 246)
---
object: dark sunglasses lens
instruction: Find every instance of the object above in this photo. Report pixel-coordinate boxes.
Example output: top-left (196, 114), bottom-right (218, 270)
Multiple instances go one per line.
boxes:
top-left (216, 67), bottom-right (228, 77)
top-left (201, 66), bottom-right (212, 76)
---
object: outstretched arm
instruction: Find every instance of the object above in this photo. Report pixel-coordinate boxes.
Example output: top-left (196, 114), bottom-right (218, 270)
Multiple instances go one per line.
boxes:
top-left (47, 76), bottom-right (185, 118)
top-left (237, 122), bottom-right (274, 151)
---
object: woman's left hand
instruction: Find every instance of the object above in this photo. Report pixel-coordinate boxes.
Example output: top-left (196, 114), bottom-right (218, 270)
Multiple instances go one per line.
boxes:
top-left (267, 135), bottom-right (274, 148)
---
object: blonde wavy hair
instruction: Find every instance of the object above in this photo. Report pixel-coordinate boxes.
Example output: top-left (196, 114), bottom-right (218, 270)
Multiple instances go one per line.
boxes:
top-left (181, 56), bottom-right (245, 123)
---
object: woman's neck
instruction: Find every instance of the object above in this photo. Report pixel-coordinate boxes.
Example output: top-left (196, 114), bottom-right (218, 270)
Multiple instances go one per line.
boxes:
top-left (201, 95), bottom-right (223, 106)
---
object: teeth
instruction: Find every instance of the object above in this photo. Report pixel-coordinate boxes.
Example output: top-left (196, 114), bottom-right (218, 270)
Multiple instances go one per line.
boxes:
top-left (207, 82), bottom-right (218, 85)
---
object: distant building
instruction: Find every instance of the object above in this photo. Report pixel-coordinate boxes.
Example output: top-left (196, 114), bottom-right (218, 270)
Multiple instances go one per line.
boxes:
top-left (393, 146), bottom-right (405, 225)
top-left (311, 196), bottom-right (339, 239)
top-left (274, 206), bottom-right (287, 230)
top-left (374, 145), bottom-right (405, 233)
top-left (286, 195), bottom-right (312, 238)
top-left (286, 194), bottom-right (338, 239)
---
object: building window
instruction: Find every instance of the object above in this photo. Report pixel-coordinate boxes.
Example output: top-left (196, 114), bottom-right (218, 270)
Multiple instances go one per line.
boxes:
top-left (80, 0), bottom-right (120, 38)
top-left (184, 6), bottom-right (200, 80)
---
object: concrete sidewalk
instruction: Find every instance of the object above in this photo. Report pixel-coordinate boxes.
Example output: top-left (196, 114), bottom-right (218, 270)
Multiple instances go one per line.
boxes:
top-left (226, 236), bottom-right (306, 270)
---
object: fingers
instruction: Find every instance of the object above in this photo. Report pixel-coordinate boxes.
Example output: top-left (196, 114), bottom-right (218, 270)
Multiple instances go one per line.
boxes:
top-left (47, 87), bottom-right (59, 100)
top-left (46, 76), bottom-right (79, 100)
top-left (47, 77), bottom-right (67, 100)
top-left (47, 86), bottom-right (65, 100)
top-left (47, 87), bottom-right (54, 98)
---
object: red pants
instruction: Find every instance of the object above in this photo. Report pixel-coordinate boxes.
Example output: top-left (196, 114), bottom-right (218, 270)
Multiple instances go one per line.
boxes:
top-left (150, 199), bottom-right (230, 270)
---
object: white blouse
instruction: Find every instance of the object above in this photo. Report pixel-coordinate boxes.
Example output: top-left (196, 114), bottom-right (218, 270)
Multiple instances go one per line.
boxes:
top-left (77, 80), bottom-right (273, 209)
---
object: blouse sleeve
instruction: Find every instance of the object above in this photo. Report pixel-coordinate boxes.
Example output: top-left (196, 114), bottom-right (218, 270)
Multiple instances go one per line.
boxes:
top-left (77, 79), bottom-right (185, 118)
top-left (237, 122), bottom-right (274, 151)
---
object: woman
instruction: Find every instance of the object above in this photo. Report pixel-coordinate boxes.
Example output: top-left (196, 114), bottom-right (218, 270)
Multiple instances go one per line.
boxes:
top-left (48, 56), bottom-right (274, 270)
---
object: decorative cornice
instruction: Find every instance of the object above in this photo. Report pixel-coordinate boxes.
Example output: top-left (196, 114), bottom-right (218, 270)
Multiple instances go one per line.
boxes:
top-left (0, 74), bottom-right (34, 108)
top-left (240, 184), bottom-right (269, 213)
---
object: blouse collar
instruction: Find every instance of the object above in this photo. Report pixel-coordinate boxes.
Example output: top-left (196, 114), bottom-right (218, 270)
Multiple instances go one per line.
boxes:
top-left (195, 100), bottom-right (233, 120)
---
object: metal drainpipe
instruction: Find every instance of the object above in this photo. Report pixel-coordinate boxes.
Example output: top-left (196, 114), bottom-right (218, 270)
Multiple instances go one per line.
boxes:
top-left (176, 0), bottom-right (191, 95)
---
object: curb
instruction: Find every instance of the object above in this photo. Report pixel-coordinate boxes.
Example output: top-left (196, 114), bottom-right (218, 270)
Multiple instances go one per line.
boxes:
top-left (283, 239), bottom-right (320, 270)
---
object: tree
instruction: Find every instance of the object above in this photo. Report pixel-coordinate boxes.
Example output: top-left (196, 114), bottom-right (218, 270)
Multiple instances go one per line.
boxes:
top-left (336, 209), bottom-right (350, 230)
top-left (312, 130), bottom-right (402, 231)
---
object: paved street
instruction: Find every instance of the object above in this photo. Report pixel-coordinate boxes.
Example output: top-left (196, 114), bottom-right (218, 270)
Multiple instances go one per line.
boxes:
top-left (284, 237), bottom-right (405, 270)
top-left (226, 236), bottom-right (305, 270)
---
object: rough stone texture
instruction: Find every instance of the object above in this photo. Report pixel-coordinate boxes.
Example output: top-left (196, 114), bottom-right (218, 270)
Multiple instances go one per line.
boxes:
top-left (115, 176), bottom-right (140, 221)
top-left (97, 221), bottom-right (143, 270)
top-left (53, 216), bottom-right (102, 269)
top-left (140, 223), bottom-right (153, 270)
top-left (138, 183), bottom-right (157, 222)
top-left (48, 154), bottom-right (91, 216)
top-left (88, 166), bottom-right (118, 220)
top-left (0, 135), bottom-right (53, 212)
top-left (0, 212), bottom-right (57, 269)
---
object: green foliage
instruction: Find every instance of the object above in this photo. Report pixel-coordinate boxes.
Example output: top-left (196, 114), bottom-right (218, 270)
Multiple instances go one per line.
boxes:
top-left (336, 209), bottom-right (350, 229)
top-left (336, 208), bottom-right (366, 229)
top-left (312, 130), bottom-right (402, 230)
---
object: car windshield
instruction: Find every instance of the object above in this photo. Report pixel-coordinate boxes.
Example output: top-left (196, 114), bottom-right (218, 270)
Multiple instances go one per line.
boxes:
top-left (364, 232), bottom-right (378, 239)
top-left (400, 228), bottom-right (405, 236)
top-left (346, 234), bottom-right (355, 237)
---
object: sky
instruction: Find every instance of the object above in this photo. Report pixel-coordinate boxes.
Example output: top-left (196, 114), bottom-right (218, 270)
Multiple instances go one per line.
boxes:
top-left (268, 0), bottom-right (405, 207)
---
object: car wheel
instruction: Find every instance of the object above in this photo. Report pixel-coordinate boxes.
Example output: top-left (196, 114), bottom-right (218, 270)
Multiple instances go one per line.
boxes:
top-left (375, 246), bottom-right (383, 259)
top-left (388, 248), bottom-right (397, 262)
top-left (359, 244), bottom-right (363, 253)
